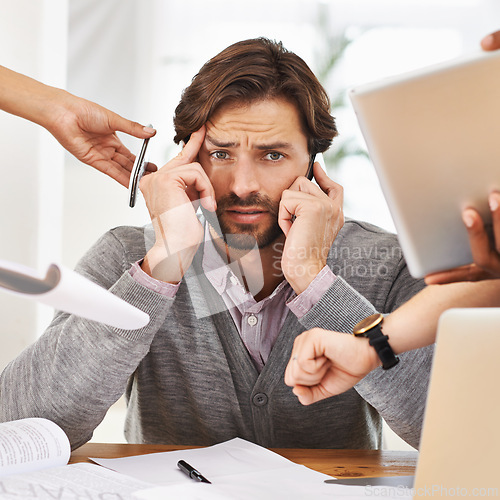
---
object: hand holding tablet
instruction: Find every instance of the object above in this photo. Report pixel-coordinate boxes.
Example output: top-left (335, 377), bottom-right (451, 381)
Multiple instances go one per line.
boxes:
top-left (349, 49), bottom-right (500, 278)
top-left (425, 191), bottom-right (500, 284)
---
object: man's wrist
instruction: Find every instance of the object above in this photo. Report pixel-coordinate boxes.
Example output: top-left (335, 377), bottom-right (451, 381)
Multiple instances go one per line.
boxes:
top-left (287, 266), bottom-right (336, 318)
top-left (286, 261), bottom-right (325, 295)
top-left (131, 261), bottom-right (180, 297)
top-left (141, 246), bottom-right (183, 285)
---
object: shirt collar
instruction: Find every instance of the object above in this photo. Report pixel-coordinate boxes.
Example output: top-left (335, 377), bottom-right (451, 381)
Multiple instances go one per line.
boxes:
top-left (202, 223), bottom-right (237, 293)
top-left (201, 221), bottom-right (292, 303)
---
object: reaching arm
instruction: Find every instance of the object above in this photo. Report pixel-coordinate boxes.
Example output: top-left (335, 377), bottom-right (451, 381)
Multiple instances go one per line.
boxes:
top-left (0, 65), bottom-right (156, 187)
top-left (285, 279), bottom-right (500, 405)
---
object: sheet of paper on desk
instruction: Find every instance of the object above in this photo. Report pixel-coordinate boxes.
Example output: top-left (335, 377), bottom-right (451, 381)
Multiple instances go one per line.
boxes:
top-left (134, 468), bottom-right (414, 500)
top-left (135, 479), bottom-right (413, 500)
top-left (91, 437), bottom-right (328, 485)
top-left (92, 438), bottom-right (412, 499)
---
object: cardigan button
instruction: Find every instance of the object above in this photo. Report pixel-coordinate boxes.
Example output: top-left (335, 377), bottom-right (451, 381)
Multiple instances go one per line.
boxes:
top-left (252, 393), bottom-right (268, 406)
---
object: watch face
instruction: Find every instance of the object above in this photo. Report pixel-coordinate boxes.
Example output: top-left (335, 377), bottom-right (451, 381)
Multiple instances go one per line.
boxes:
top-left (353, 313), bottom-right (384, 336)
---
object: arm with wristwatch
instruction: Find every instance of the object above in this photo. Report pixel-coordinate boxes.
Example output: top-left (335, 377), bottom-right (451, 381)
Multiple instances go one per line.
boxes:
top-left (285, 276), bottom-right (500, 406)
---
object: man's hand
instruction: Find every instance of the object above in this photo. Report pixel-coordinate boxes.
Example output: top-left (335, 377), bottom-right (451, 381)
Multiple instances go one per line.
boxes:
top-left (140, 126), bottom-right (216, 283)
top-left (278, 163), bottom-right (344, 294)
top-left (426, 192), bottom-right (500, 284)
top-left (284, 328), bottom-right (380, 405)
top-left (46, 90), bottom-right (157, 187)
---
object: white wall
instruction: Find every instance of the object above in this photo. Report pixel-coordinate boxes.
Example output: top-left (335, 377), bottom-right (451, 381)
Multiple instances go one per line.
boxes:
top-left (62, 0), bottom-right (156, 272)
top-left (0, 0), bottom-right (67, 369)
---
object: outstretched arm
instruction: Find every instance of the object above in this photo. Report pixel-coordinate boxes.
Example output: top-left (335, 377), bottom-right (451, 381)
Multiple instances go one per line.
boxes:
top-left (285, 279), bottom-right (500, 405)
top-left (0, 65), bottom-right (156, 187)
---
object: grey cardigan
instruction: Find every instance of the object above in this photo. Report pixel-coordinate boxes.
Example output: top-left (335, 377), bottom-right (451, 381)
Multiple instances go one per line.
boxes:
top-left (0, 219), bottom-right (432, 450)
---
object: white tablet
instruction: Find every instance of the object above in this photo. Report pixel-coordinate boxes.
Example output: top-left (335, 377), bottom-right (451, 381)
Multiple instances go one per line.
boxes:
top-left (349, 50), bottom-right (500, 278)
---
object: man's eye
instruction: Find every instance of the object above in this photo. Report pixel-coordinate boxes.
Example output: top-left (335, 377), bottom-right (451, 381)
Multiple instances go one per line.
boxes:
top-left (265, 152), bottom-right (284, 161)
top-left (210, 151), bottom-right (229, 160)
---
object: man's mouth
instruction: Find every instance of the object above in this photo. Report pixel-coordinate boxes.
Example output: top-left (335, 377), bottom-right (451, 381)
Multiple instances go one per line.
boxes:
top-left (225, 207), bottom-right (268, 223)
top-left (229, 208), bottom-right (265, 214)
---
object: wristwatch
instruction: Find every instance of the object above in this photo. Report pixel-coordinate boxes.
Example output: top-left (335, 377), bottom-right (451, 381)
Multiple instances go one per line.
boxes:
top-left (353, 313), bottom-right (399, 370)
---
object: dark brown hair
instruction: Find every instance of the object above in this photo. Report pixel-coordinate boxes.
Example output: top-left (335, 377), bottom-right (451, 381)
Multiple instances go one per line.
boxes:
top-left (173, 37), bottom-right (338, 155)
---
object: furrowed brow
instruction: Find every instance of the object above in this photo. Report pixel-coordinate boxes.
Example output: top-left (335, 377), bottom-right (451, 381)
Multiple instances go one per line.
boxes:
top-left (205, 135), bottom-right (239, 148)
top-left (254, 142), bottom-right (294, 151)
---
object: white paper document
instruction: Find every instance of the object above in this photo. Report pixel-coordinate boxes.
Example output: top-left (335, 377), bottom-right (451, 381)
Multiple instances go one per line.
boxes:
top-left (0, 463), bottom-right (152, 500)
top-left (0, 418), bottom-right (70, 478)
top-left (136, 478), bottom-right (412, 500)
top-left (0, 259), bottom-right (149, 330)
top-left (92, 438), bottom-right (412, 499)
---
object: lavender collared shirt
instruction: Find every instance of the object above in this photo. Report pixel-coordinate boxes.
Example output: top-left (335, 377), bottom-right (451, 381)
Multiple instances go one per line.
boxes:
top-left (130, 224), bottom-right (336, 372)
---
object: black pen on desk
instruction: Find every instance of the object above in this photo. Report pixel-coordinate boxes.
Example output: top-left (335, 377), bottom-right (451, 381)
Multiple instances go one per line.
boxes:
top-left (177, 459), bottom-right (212, 484)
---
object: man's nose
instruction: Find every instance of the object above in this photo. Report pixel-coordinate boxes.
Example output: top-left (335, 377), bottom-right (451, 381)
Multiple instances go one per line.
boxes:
top-left (229, 157), bottom-right (260, 198)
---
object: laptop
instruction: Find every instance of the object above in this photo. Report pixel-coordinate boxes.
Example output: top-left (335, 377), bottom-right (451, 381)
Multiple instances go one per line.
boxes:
top-left (326, 308), bottom-right (500, 497)
top-left (413, 307), bottom-right (500, 496)
top-left (349, 50), bottom-right (500, 278)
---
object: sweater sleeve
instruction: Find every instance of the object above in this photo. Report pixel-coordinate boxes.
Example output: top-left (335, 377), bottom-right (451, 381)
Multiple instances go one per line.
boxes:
top-left (296, 275), bottom-right (377, 332)
top-left (0, 229), bottom-right (173, 449)
top-left (353, 255), bottom-right (433, 450)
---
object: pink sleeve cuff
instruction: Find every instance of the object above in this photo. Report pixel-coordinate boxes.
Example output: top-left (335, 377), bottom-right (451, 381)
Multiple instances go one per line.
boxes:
top-left (287, 266), bottom-right (336, 319)
top-left (129, 261), bottom-right (180, 298)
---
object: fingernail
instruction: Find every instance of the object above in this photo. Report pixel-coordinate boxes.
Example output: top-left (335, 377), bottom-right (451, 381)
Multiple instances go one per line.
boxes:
top-left (462, 210), bottom-right (475, 228)
top-left (489, 194), bottom-right (499, 212)
top-left (143, 126), bottom-right (156, 134)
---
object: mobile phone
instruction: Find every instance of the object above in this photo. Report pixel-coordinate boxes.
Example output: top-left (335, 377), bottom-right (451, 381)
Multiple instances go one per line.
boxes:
top-left (129, 134), bottom-right (152, 208)
top-left (305, 154), bottom-right (316, 181)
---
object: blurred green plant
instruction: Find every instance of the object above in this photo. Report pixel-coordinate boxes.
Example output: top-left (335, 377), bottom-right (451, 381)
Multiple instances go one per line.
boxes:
top-left (314, 11), bottom-right (369, 174)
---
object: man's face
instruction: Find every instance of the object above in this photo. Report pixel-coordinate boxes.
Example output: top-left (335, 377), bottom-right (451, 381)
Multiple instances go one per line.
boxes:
top-left (198, 98), bottom-right (310, 249)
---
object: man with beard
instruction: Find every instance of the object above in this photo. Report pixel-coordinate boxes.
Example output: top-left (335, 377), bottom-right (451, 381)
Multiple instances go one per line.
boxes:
top-left (3, 37), bottom-right (498, 452)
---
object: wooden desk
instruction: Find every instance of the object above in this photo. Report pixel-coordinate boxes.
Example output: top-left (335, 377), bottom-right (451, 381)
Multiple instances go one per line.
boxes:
top-left (71, 443), bottom-right (418, 479)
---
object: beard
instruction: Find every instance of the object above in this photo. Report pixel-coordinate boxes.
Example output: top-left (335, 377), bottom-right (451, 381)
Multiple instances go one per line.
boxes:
top-left (201, 193), bottom-right (283, 250)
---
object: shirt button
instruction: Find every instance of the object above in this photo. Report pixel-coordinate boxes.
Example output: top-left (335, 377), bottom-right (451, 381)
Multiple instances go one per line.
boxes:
top-left (229, 275), bottom-right (239, 286)
top-left (247, 314), bottom-right (258, 326)
top-left (252, 393), bottom-right (268, 407)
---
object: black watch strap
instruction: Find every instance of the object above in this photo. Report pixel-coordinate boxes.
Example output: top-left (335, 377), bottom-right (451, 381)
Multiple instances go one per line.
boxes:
top-left (365, 324), bottom-right (400, 370)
